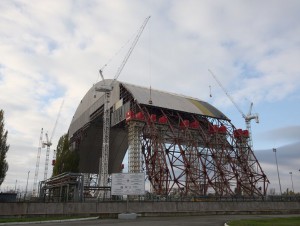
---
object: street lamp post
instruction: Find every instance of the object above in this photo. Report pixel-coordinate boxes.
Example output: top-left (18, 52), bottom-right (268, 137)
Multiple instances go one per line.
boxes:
top-left (273, 148), bottom-right (282, 195)
top-left (289, 172), bottom-right (294, 194)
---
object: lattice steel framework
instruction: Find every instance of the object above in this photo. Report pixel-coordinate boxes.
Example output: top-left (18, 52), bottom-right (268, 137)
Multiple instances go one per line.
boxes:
top-left (126, 104), bottom-right (269, 197)
top-left (128, 121), bottom-right (144, 173)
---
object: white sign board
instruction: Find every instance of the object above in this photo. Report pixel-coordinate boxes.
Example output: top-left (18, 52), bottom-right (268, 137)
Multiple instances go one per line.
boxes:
top-left (111, 173), bottom-right (145, 196)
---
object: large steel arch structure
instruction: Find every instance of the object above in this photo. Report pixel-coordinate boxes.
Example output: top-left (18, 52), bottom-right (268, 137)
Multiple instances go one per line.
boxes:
top-left (68, 80), bottom-right (269, 197)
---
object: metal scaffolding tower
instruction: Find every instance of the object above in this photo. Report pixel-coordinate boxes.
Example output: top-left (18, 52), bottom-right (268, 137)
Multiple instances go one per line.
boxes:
top-left (32, 128), bottom-right (43, 197)
top-left (128, 121), bottom-right (144, 173)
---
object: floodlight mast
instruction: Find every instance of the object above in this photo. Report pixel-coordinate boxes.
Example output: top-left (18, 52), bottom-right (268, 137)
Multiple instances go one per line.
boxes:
top-left (95, 16), bottom-right (151, 193)
top-left (208, 69), bottom-right (259, 150)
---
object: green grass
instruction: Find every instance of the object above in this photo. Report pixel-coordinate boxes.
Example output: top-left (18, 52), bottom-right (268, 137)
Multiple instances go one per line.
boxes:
top-left (0, 216), bottom-right (93, 223)
top-left (228, 216), bottom-right (300, 226)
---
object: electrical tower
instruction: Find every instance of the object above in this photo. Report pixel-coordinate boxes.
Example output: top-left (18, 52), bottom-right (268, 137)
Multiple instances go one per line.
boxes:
top-left (208, 69), bottom-right (259, 150)
top-left (32, 128), bottom-right (43, 197)
top-left (95, 16), bottom-right (150, 192)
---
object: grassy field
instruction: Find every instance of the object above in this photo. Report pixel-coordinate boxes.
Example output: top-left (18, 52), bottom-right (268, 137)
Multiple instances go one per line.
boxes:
top-left (228, 216), bottom-right (300, 226)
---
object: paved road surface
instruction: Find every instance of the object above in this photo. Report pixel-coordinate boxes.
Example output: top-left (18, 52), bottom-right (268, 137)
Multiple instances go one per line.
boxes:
top-left (4, 214), bottom-right (297, 226)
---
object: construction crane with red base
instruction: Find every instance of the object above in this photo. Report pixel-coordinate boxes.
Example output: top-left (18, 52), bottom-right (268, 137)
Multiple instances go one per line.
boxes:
top-left (95, 16), bottom-right (150, 194)
top-left (208, 69), bottom-right (259, 150)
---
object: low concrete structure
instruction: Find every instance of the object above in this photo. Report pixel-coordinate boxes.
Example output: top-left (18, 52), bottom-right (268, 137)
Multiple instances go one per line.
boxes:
top-left (118, 213), bottom-right (137, 219)
top-left (0, 201), bottom-right (300, 217)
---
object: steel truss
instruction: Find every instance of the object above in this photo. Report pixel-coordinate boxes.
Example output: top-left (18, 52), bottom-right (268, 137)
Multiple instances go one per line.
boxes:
top-left (40, 172), bottom-right (85, 202)
top-left (126, 105), bottom-right (269, 197)
top-left (39, 173), bottom-right (111, 202)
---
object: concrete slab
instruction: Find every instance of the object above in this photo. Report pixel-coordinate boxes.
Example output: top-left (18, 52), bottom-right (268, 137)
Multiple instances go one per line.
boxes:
top-left (118, 213), bottom-right (137, 219)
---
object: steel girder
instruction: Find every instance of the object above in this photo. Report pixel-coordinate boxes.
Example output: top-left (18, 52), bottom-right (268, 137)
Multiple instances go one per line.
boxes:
top-left (126, 104), bottom-right (269, 197)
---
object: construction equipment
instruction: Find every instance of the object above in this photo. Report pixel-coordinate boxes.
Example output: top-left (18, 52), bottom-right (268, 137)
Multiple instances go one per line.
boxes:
top-left (32, 128), bottom-right (44, 196)
top-left (208, 69), bottom-right (259, 149)
top-left (95, 16), bottom-right (151, 191)
top-left (43, 100), bottom-right (64, 180)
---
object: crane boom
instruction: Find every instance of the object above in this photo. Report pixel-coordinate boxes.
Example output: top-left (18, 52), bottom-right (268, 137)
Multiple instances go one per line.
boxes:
top-left (208, 69), bottom-right (246, 118)
top-left (95, 16), bottom-right (151, 195)
top-left (50, 100), bottom-right (64, 142)
top-left (208, 69), bottom-right (259, 150)
top-left (113, 16), bottom-right (151, 83)
top-left (43, 100), bottom-right (64, 180)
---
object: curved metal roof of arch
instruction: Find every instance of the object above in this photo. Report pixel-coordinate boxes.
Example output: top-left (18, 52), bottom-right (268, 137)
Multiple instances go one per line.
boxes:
top-left (69, 79), bottom-right (228, 137)
top-left (122, 82), bottom-right (227, 118)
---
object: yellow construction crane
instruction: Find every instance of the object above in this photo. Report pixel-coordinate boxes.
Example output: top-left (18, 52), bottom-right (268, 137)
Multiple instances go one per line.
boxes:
top-left (208, 69), bottom-right (259, 149)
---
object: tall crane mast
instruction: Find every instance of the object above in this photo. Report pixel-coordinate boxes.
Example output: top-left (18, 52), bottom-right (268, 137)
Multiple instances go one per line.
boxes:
top-left (43, 100), bottom-right (64, 180)
top-left (95, 16), bottom-right (151, 191)
top-left (32, 128), bottom-right (43, 197)
top-left (208, 69), bottom-right (259, 149)
top-left (245, 102), bottom-right (259, 149)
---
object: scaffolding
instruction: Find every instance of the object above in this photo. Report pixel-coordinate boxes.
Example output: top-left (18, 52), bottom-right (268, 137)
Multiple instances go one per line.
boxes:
top-left (128, 120), bottom-right (144, 173)
top-left (39, 173), bottom-right (85, 202)
top-left (39, 173), bottom-right (112, 202)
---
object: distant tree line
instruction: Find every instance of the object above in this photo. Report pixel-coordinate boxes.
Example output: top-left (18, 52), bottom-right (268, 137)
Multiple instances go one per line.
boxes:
top-left (0, 109), bottom-right (9, 186)
top-left (52, 133), bottom-right (79, 176)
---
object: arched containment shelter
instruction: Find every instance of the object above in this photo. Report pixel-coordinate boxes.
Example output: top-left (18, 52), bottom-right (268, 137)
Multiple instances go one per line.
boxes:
top-left (68, 79), bottom-right (269, 197)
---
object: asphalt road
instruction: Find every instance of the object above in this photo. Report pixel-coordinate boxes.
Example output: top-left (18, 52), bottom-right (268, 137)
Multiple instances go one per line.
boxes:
top-left (3, 214), bottom-right (298, 226)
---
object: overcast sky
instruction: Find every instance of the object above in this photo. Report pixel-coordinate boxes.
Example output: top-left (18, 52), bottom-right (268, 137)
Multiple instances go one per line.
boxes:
top-left (1, 0), bottom-right (299, 195)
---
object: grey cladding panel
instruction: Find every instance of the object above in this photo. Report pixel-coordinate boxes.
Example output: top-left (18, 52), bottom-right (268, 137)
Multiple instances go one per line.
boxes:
top-left (111, 101), bottom-right (130, 126)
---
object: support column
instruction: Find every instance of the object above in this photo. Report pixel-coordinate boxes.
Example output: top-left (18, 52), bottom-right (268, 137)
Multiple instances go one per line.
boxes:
top-left (128, 121), bottom-right (144, 173)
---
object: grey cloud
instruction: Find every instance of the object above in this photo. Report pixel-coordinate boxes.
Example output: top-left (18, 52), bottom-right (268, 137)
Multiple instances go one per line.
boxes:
top-left (259, 126), bottom-right (300, 143)
top-left (255, 141), bottom-right (300, 167)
